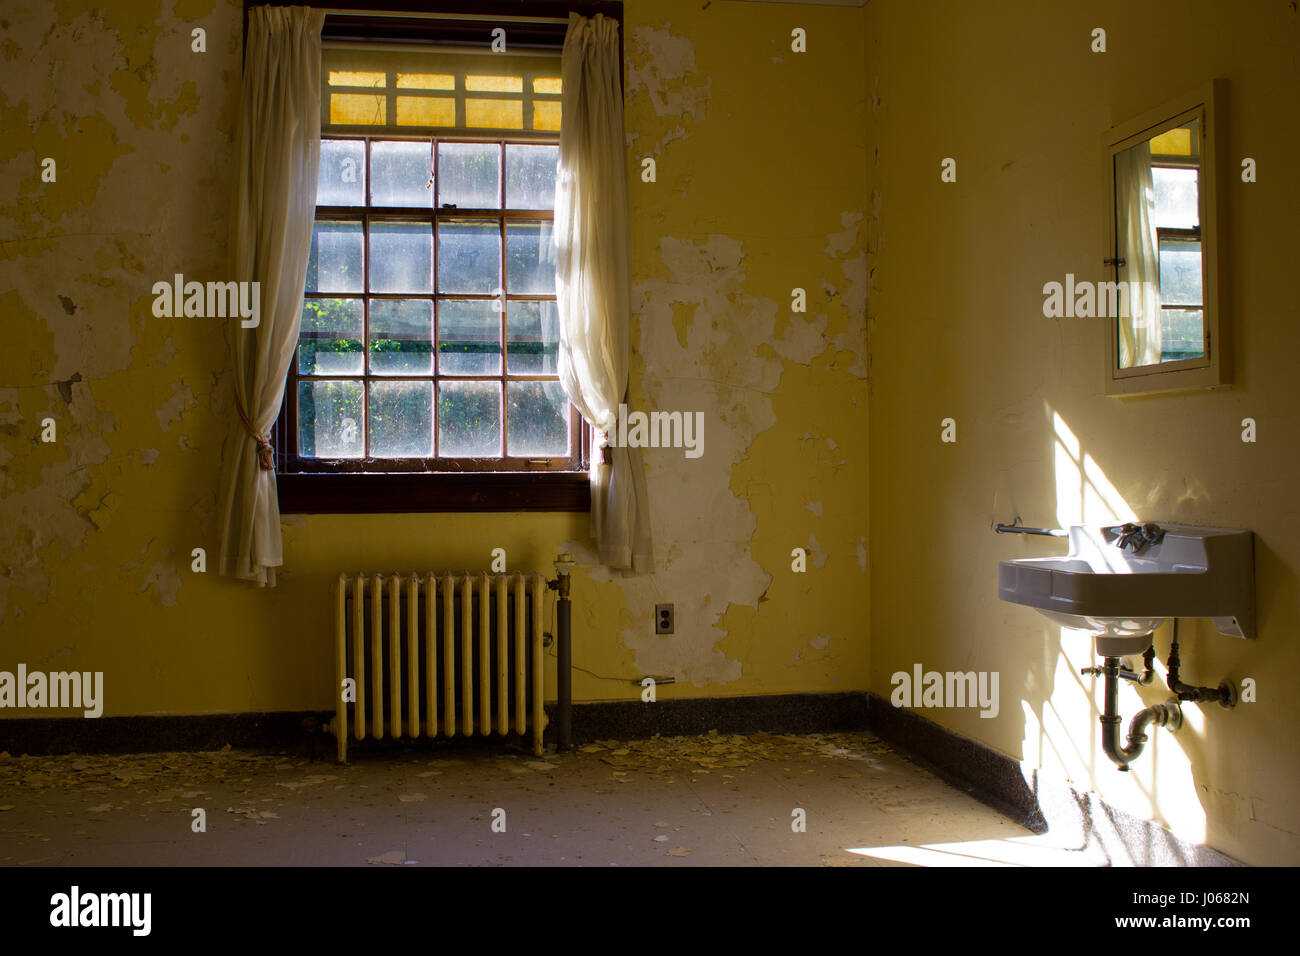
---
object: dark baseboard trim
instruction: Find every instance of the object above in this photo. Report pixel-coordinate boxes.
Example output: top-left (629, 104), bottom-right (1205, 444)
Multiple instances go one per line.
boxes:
top-left (0, 694), bottom-right (872, 758)
top-left (864, 692), bottom-right (1243, 867)
top-left (556, 691), bottom-right (872, 744)
top-left (0, 712), bottom-right (333, 756)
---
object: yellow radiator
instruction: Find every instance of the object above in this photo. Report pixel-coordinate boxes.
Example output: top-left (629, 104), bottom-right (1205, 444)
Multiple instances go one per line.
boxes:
top-left (331, 571), bottom-right (550, 762)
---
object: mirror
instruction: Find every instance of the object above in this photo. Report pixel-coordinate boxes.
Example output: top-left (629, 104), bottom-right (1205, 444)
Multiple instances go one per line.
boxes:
top-left (1103, 81), bottom-right (1226, 394)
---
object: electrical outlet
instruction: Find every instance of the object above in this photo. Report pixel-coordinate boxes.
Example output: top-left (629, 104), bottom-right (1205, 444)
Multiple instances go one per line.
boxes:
top-left (655, 603), bottom-right (674, 634)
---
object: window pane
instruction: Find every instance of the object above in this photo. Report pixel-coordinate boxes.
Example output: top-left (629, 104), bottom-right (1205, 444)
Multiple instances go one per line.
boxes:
top-left (298, 380), bottom-right (364, 458)
top-left (437, 143), bottom-right (500, 208)
top-left (437, 221), bottom-right (500, 294)
top-left (533, 101), bottom-right (560, 132)
top-left (396, 96), bottom-right (454, 127)
top-left (439, 299), bottom-right (501, 375)
top-left (506, 300), bottom-right (559, 374)
top-left (507, 381), bottom-right (568, 457)
top-left (318, 140), bottom-right (365, 206)
top-left (330, 92), bottom-right (384, 126)
top-left (506, 221), bottom-right (555, 294)
top-left (369, 299), bottom-right (432, 375)
top-left (370, 140), bottom-right (432, 207)
top-left (438, 381), bottom-right (501, 457)
top-left (1160, 309), bottom-right (1205, 362)
top-left (307, 222), bottom-right (363, 293)
top-left (370, 221), bottom-right (432, 293)
top-left (465, 99), bottom-right (522, 129)
top-left (299, 299), bottom-right (363, 375)
top-left (369, 380), bottom-right (433, 457)
top-left (1152, 167), bottom-right (1198, 228)
top-left (1158, 238), bottom-right (1202, 306)
top-left (505, 144), bottom-right (558, 210)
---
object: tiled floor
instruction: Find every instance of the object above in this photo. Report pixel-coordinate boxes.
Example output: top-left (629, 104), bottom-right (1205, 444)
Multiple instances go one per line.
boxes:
top-left (0, 731), bottom-right (1102, 866)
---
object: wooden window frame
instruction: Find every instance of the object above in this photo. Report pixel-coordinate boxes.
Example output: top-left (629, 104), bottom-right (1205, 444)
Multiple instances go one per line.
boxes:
top-left (251, 1), bottom-right (624, 514)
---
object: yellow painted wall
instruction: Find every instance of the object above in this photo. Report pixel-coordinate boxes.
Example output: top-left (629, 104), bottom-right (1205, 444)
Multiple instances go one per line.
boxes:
top-left (0, 3), bottom-right (868, 715)
top-left (865, 0), bottom-right (1300, 864)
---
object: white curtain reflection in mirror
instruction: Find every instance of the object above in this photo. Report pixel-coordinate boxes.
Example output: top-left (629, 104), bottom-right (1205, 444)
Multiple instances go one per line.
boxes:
top-left (1115, 140), bottom-right (1162, 368)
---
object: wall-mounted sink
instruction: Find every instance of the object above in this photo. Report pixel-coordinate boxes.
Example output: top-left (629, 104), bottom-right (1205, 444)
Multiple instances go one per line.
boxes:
top-left (998, 523), bottom-right (1255, 654)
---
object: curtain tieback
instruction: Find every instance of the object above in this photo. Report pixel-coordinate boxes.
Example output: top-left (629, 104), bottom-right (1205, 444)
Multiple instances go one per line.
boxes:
top-left (234, 391), bottom-right (274, 471)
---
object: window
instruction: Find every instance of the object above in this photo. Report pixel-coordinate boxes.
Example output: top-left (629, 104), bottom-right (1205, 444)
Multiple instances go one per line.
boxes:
top-left (276, 32), bottom-right (592, 512)
top-left (1148, 122), bottom-right (1203, 364)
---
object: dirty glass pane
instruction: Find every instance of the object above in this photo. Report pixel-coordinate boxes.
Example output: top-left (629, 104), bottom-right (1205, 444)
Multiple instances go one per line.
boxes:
top-left (505, 144), bottom-right (558, 210)
top-left (438, 381), bottom-right (501, 457)
top-left (1159, 309), bottom-right (1205, 362)
top-left (299, 299), bottom-right (363, 375)
top-left (370, 140), bottom-right (432, 207)
top-left (465, 99), bottom-right (523, 129)
top-left (437, 221), bottom-right (499, 294)
top-left (437, 143), bottom-right (500, 208)
top-left (396, 96), bottom-right (454, 127)
top-left (306, 222), bottom-right (363, 294)
top-left (330, 93), bottom-right (385, 125)
top-left (439, 299), bottom-right (501, 375)
top-left (318, 140), bottom-right (365, 206)
top-left (506, 300), bottom-right (559, 375)
top-left (370, 221), bottom-right (432, 293)
top-left (507, 381), bottom-right (568, 457)
top-left (298, 380), bottom-right (364, 458)
top-left (369, 299), bottom-right (432, 375)
top-left (369, 381), bottom-right (433, 458)
top-left (1158, 238), bottom-right (1202, 306)
top-left (506, 221), bottom-right (555, 294)
top-left (532, 101), bottom-right (560, 131)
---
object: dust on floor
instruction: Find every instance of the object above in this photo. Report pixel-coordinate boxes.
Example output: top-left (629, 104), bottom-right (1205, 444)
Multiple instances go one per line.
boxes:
top-left (0, 731), bottom-right (1050, 866)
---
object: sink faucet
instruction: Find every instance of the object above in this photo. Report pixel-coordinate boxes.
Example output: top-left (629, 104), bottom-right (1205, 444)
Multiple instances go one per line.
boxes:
top-left (1114, 522), bottom-right (1165, 554)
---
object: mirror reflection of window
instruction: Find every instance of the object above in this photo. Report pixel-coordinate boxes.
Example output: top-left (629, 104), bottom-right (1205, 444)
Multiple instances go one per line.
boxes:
top-left (1115, 119), bottom-right (1204, 369)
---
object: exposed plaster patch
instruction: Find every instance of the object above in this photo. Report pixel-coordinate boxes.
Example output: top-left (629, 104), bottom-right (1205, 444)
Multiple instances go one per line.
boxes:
top-left (139, 553), bottom-right (181, 607)
top-left (627, 26), bottom-right (711, 122)
top-left (806, 501), bottom-right (823, 516)
top-left (155, 380), bottom-right (195, 432)
top-left (625, 26), bottom-right (711, 155)
top-left (810, 634), bottom-right (830, 650)
top-left (139, 448), bottom-right (160, 466)
top-left (807, 533), bottom-right (829, 569)
top-left (824, 213), bottom-right (869, 378)
top-left (857, 536), bottom-right (867, 572)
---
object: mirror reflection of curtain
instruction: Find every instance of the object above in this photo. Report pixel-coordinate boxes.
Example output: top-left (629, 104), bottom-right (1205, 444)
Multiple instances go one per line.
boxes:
top-left (1115, 141), bottom-right (1162, 367)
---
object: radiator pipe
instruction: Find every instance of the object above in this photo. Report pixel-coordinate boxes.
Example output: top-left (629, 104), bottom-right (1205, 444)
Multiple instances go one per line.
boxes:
top-left (1098, 656), bottom-right (1182, 771)
top-left (553, 553), bottom-right (574, 752)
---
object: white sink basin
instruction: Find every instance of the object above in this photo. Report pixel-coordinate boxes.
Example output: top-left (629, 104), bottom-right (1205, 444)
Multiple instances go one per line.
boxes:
top-left (999, 523), bottom-right (1255, 654)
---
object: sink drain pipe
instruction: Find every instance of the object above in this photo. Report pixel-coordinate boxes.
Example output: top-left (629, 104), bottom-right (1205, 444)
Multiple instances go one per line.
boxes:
top-left (1099, 656), bottom-right (1182, 772)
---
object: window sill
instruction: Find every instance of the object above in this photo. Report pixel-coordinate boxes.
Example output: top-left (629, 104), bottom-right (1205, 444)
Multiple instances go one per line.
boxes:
top-left (277, 471), bottom-right (591, 514)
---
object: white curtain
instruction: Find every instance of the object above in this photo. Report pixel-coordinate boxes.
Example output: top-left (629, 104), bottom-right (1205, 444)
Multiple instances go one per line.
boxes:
top-left (1115, 141), bottom-right (1162, 368)
top-left (218, 5), bottom-right (324, 586)
top-left (554, 13), bottom-right (653, 574)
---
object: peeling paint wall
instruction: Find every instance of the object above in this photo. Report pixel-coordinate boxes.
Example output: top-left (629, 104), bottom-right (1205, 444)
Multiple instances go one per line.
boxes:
top-left (0, 2), bottom-right (868, 717)
top-left (866, 0), bottom-right (1300, 865)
